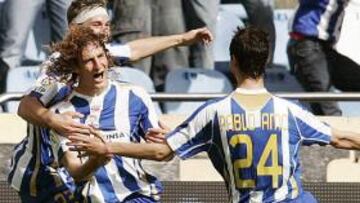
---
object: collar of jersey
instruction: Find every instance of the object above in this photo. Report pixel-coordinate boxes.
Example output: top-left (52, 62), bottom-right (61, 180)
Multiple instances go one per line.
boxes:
top-left (72, 80), bottom-right (112, 100)
top-left (235, 87), bottom-right (268, 95)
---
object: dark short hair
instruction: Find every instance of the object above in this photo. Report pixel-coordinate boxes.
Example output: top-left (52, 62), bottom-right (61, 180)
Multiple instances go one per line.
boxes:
top-left (229, 26), bottom-right (270, 79)
top-left (67, 0), bottom-right (107, 24)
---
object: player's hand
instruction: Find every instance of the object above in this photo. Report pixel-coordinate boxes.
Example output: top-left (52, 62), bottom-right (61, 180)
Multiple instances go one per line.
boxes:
top-left (145, 121), bottom-right (171, 143)
top-left (49, 111), bottom-right (90, 138)
top-left (67, 128), bottom-right (112, 158)
top-left (181, 27), bottom-right (214, 46)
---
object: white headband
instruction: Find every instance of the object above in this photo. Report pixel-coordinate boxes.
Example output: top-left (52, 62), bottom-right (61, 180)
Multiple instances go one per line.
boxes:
top-left (72, 7), bottom-right (109, 24)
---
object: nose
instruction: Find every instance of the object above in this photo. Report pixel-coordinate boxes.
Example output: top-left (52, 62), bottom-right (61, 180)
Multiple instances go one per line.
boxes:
top-left (102, 25), bottom-right (110, 36)
top-left (93, 57), bottom-right (102, 70)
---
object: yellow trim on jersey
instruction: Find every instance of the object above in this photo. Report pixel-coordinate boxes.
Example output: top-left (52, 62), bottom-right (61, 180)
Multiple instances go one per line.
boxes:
top-left (232, 92), bottom-right (272, 111)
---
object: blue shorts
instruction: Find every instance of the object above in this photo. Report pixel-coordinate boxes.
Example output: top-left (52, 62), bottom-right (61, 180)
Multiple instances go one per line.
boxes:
top-left (17, 167), bottom-right (82, 203)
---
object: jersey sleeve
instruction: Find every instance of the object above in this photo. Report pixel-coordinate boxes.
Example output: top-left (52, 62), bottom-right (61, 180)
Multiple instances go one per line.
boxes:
top-left (106, 43), bottom-right (131, 66)
top-left (166, 101), bottom-right (216, 159)
top-left (290, 103), bottom-right (332, 145)
top-left (26, 52), bottom-right (70, 106)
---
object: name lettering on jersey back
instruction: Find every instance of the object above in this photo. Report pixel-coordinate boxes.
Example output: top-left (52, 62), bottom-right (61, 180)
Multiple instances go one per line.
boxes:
top-left (219, 113), bottom-right (287, 131)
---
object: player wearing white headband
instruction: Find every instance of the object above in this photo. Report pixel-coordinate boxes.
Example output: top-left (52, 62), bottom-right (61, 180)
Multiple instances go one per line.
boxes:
top-left (8, 0), bottom-right (213, 202)
top-left (18, 0), bottom-right (213, 139)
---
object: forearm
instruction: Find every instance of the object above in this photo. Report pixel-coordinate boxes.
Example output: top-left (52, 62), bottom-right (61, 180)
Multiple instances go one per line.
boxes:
top-left (64, 156), bottom-right (105, 182)
top-left (107, 142), bottom-right (173, 161)
top-left (18, 96), bottom-right (54, 128)
top-left (127, 35), bottom-right (183, 61)
top-left (331, 128), bottom-right (360, 150)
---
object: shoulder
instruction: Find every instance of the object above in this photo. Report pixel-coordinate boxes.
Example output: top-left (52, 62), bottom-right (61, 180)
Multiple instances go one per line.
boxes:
top-left (111, 81), bottom-right (151, 101)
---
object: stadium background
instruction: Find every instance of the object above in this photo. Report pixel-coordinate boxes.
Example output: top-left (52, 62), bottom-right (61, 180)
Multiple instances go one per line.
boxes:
top-left (1, 0), bottom-right (360, 202)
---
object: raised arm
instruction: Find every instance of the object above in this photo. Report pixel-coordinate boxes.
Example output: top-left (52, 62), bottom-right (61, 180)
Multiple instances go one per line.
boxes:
top-left (330, 128), bottom-right (360, 150)
top-left (127, 27), bottom-right (213, 61)
top-left (68, 129), bottom-right (174, 161)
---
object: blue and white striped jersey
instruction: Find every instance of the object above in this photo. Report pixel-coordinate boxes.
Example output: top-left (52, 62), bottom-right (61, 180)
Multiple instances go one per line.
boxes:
top-left (8, 44), bottom-right (133, 201)
top-left (8, 85), bottom-right (75, 202)
top-left (166, 88), bottom-right (332, 203)
top-left (49, 81), bottom-right (162, 202)
top-left (290, 0), bottom-right (349, 42)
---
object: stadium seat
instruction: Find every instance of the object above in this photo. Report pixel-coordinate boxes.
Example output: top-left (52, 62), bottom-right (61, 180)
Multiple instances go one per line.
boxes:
top-left (5, 66), bottom-right (40, 113)
top-left (109, 67), bottom-right (162, 115)
top-left (264, 65), bottom-right (304, 92)
top-left (163, 68), bottom-right (233, 114)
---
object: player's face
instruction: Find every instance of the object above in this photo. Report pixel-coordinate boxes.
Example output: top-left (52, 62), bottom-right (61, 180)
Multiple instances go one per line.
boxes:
top-left (76, 42), bottom-right (109, 95)
top-left (82, 15), bottom-right (110, 39)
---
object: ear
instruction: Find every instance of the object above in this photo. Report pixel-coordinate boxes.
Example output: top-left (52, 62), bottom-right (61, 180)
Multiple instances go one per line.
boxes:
top-left (231, 55), bottom-right (238, 66)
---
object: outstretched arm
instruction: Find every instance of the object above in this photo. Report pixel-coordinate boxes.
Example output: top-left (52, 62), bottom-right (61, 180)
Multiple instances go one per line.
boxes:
top-left (127, 27), bottom-right (213, 61)
top-left (68, 128), bottom-right (174, 161)
top-left (330, 128), bottom-right (360, 150)
top-left (18, 95), bottom-right (90, 137)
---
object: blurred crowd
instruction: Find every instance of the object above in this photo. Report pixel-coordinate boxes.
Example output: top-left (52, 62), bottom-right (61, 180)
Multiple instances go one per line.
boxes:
top-left (0, 0), bottom-right (359, 116)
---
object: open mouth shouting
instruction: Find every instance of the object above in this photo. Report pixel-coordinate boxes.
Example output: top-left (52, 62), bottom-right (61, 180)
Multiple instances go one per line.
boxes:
top-left (93, 71), bottom-right (105, 82)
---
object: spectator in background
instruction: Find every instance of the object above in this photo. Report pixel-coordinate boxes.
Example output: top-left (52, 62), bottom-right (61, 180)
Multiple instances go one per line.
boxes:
top-left (111, 0), bottom-right (219, 90)
top-left (221, 0), bottom-right (276, 64)
top-left (287, 0), bottom-right (360, 116)
top-left (0, 0), bottom-right (71, 95)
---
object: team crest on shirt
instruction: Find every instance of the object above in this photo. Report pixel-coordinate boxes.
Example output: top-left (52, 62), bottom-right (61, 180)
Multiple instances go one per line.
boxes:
top-left (91, 105), bottom-right (101, 112)
top-left (87, 114), bottom-right (99, 128)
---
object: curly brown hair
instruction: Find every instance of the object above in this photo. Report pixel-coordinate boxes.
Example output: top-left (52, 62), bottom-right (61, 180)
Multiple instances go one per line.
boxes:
top-left (48, 26), bottom-right (113, 83)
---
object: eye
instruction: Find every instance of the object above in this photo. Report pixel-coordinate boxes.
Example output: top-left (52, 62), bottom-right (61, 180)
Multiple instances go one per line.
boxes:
top-left (91, 21), bottom-right (102, 27)
top-left (98, 53), bottom-right (106, 59)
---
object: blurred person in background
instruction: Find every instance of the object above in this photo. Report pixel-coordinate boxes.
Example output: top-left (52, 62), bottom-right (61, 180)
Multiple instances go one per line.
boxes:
top-left (69, 26), bottom-right (360, 203)
top-left (111, 0), bottom-right (219, 90)
top-left (221, 0), bottom-right (276, 65)
top-left (287, 0), bottom-right (360, 116)
top-left (0, 0), bottom-right (71, 95)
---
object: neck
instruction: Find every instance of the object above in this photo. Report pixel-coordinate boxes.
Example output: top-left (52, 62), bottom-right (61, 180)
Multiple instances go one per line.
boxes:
top-left (236, 77), bottom-right (265, 90)
top-left (75, 80), bottom-right (108, 97)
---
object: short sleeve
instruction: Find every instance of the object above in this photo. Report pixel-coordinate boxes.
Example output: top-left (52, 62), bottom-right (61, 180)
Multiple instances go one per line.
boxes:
top-left (290, 104), bottom-right (332, 145)
top-left (166, 101), bottom-right (216, 159)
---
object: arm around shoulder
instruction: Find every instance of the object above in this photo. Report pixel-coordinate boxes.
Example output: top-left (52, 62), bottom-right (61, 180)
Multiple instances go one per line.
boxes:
top-left (18, 95), bottom-right (53, 128)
